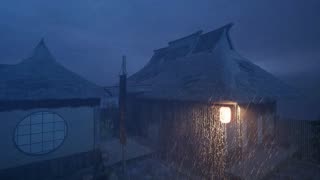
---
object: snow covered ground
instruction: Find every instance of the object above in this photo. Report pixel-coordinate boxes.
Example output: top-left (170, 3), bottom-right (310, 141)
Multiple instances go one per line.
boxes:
top-left (227, 146), bottom-right (297, 180)
top-left (58, 150), bottom-right (320, 180)
top-left (57, 136), bottom-right (320, 180)
top-left (59, 157), bottom-right (201, 180)
top-left (267, 159), bottom-right (320, 180)
top-left (99, 138), bottom-right (153, 167)
top-left (112, 158), bottom-right (200, 180)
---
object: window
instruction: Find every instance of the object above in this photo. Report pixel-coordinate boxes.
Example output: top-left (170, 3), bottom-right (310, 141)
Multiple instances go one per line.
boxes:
top-left (14, 112), bottom-right (67, 155)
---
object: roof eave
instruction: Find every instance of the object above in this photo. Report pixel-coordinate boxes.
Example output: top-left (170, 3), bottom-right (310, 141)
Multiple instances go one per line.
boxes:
top-left (0, 98), bottom-right (100, 112)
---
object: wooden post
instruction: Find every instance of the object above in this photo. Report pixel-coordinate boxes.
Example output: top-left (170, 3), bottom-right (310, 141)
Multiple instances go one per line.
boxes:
top-left (119, 55), bottom-right (127, 175)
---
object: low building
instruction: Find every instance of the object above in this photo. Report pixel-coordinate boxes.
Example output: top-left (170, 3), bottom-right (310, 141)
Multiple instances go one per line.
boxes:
top-left (0, 40), bottom-right (103, 179)
top-left (127, 23), bottom-right (295, 177)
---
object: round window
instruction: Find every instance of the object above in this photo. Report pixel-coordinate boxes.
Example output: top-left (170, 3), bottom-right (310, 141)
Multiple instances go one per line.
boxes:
top-left (14, 112), bottom-right (67, 155)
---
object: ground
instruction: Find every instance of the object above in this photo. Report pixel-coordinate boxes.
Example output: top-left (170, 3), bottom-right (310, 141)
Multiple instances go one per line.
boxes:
top-left (267, 159), bottom-right (320, 180)
top-left (113, 157), bottom-right (320, 180)
top-left (112, 158), bottom-right (201, 180)
top-left (59, 156), bottom-right (320, 180)
top-left (228, 146), bottom-right (297, 180)
top-left (58, 138), bottom-right (320, 180)
top-left (58, 157), bottom-right (200, 180)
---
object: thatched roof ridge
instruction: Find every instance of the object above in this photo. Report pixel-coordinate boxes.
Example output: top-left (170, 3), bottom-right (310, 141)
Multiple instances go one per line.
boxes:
top-left (129, 24), bottom-right (295, 103)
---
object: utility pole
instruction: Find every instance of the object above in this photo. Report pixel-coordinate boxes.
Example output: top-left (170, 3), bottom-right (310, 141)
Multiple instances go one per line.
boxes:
top-left (119, 55), bottom-right (127, 175)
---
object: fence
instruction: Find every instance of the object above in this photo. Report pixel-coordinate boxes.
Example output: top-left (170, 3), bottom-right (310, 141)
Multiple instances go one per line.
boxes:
top-left (276, 119), bottom-right (315, 159)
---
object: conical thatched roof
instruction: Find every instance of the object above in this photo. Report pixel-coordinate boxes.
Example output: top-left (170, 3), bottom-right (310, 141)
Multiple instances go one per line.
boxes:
top-left (0, 40), bottom-right (103, 101)
top-left (129, 24), bottom-right (295, 103)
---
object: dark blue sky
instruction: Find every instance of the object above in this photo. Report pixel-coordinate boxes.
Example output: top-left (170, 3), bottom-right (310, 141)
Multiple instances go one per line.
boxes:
top-left (0, 0), bottom-right (319, 96)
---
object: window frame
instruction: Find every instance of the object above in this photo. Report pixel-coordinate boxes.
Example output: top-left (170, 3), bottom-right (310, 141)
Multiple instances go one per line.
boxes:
top-left (13, 111), bottom-right (68, 156)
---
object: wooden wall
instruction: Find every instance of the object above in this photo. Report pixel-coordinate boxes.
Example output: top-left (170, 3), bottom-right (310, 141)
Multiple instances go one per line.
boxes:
top-left (239, 102), bottom-right (277, 152)
top-left (127, 98), bottom-right (242, 178)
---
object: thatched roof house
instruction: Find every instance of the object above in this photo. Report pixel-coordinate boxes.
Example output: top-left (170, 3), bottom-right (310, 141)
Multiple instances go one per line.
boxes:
top-left (0, 40), bottom-right (102, 179)
top-left (126, 24), bottom-right (296, 177)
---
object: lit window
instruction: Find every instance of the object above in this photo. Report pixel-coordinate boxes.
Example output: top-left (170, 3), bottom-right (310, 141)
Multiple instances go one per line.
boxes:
top-left (220, 107), bottom-right (231, 123)
top-left (14, 112), bottom-right (67, 155)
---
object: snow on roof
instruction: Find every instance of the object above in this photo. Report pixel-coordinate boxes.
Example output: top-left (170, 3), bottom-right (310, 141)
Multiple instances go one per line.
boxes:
top-left (129, 24), bottom-right (296, 103)
top-left (0, 40), bottom-right (103, 101)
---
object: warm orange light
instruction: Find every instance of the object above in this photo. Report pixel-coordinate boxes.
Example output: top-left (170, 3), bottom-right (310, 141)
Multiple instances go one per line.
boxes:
top-left (220, 107), bottom-right (231, 123)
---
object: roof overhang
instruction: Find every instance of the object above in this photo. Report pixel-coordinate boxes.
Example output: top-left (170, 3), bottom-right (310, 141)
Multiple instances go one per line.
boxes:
top-left (0, 98), bottom-right (100, 112)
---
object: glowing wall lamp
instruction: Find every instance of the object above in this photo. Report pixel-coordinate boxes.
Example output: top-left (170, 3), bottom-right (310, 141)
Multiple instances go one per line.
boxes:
top-left (220, 107), bottom-right (231, 123)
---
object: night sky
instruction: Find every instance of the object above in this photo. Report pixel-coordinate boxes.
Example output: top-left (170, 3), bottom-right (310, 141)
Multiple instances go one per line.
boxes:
top-left (0, 0), bottom-right (319, 97)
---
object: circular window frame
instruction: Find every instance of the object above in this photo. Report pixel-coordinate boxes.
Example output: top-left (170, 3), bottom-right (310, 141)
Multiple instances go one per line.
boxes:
top-left (13, 111), bottom-right (68, 156)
